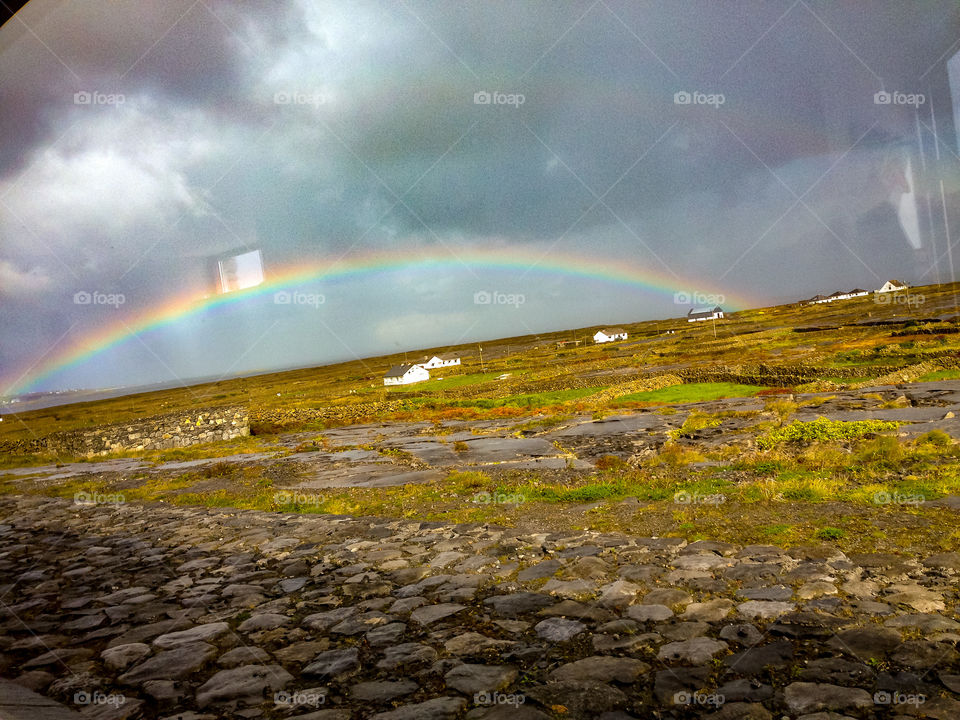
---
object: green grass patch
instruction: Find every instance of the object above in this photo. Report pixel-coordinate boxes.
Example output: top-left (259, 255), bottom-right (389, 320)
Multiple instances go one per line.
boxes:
top-left (386, 371), bottom-right (503, 392)
top-left (918, 369), bottom-right (960, 382)
top-left (614, 382), bottom-right (767, 405)
top-left (447, 387), bottom-right (605, 409)
top-left (756, 417), bottom-right (900, 449)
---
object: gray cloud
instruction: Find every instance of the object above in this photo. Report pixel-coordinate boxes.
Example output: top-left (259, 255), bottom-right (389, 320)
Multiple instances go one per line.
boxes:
top-left (2, 0), bottom-right (960, 393)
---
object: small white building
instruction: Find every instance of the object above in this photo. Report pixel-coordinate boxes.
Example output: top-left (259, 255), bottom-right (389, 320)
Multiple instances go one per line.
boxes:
top-left (383, 363), bottom-right (430, 386)
top-left (876, 279), bottom-right (909, 293)
top-left (687, 306), bottom-right (724, 322)
top-left (594, 327), bottom-right (628, 343)
top-left (417, 352), bottom-right (461, 370)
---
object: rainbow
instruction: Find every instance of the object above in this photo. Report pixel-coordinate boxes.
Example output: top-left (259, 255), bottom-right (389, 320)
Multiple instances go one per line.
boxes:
top-left (4, 246), bottom-right (761, 395)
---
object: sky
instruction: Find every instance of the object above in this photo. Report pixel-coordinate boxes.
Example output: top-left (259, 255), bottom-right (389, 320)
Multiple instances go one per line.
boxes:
top-left (2, 0), bottom-right (960, 395)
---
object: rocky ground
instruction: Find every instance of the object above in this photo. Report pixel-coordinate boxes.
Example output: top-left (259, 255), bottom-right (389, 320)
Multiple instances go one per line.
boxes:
top-left (1, 494), bottom-right (959, 719)
top-left (8, 381), bottom-right (960, 493)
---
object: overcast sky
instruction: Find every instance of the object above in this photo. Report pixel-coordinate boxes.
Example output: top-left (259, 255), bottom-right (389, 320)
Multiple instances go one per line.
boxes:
top-left (2, 0), bottom-right (960, 395)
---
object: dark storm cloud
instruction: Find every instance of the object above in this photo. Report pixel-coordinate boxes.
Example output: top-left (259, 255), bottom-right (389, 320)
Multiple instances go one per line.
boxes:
top-left (3, 0), bottom-right (960, 393)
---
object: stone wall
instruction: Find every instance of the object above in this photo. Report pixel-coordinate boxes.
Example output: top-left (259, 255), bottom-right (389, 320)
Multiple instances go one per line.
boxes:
top-left (2, 406), bottom-right (249, 457)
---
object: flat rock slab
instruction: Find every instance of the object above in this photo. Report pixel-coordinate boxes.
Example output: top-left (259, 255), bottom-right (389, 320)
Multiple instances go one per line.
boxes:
top-left (550, 656), bottom-right (650, 683)
top-left (410, 603), bottom-right (466, 625)
top-left (484, 593), bottom-right (554, 617)
top-left (195, 664), bottom-right (294, 707)
top-left (369, 696), bottom-right (466, 720)
top-left (152, 622), bottom-right (230, 649)
top-left (658, 637), bottom-right (729, 664)
top-left (351, 680), bottom-right (420, 702)
top-left (783, 682), bottom-right (873, 714)
top-left (119, 642), bottom-right (218, 684)
top-left (534, 617), bottom-right (587, 642)
top-left (0, 679), bottom-right (83, 719)
top-left (302, 648), bottom-right (360, 678)
top-left (444, 664), bottom-right (517, 694)
top-left (737, 600), bottom-right (795, 620)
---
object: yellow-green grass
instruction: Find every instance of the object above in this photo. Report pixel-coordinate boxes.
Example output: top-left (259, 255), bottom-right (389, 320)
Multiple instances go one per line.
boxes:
top-left (918, 368), bottom-right (960, 382)
top-left (385, 371), bottom-right (504, 393)
top-left (613, 382), bottom-right (767, 405)
top-left (6, 457), bottom-right (960, 554)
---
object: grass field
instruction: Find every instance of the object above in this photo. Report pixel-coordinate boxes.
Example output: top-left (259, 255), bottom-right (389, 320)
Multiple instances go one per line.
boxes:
top-left (613, 382), bottom-right (767, 404)
top-left (385, 371), bottom-right (504, 392)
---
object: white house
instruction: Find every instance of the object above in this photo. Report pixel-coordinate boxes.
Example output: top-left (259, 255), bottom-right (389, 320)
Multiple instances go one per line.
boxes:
top-left (876, 279), bottom-right (909, 293)
top-left (804, 288), bottom-right (869, 305)
top-left (687, 306), bottom-right (724, 322)
top-left (417, 352), bottom-right (461, 370)
top-left (594, 327), bottom-right (628, 343)
top-left (383, 364), bottom-right (430, 386)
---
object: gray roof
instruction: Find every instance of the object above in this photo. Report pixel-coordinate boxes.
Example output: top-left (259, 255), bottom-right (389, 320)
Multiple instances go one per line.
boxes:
top-left (598, 327), bottom-right (626, 335)
top-left (384, 364), bottom-right (417, 378)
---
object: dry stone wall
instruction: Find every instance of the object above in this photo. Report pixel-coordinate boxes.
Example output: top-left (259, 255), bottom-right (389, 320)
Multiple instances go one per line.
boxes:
top-left (1, 407), bottom-right (248, 457)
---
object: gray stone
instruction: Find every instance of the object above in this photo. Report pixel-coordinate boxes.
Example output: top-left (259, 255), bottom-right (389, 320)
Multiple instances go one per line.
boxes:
top-left (119, 642), bottom-right (218, 684)
top-left (657, 637), bottom-right (728, 664)
top-left (217, 646), bottom-right (271, 667)
top-left (195, 664), bottom-right (293, 707)
top-left (534, 617), bottom-right (586, 642)
top-left (152, 622), bottom-right (230, 649)
top-left (517, 559), bottom-right (562, 581)
top-left (682, 599), bottom-right (734, 622)
top-left (626, 604), bottom-right (673, 622)
top-left (737, 600), bottom-right (794, 620)
top-left (723, 640), bottom-right (794, 674)
top-left (444, 664), bottom-right (517, 694)
top-left (549, 656), bottom-right (649, 684)
top-left (302, 648), bottom-right (360, 678)
top-left (101, 643), bottom-right (151, 672)
top-left (351, 680), bottom-right (420, 702)
top-left (484, 593), bottom-right (553, 617)
top-left (444, 633), bottom-right (517, 656)
top-left (827, 627), bottom-right (901, 660)
top-left (369, 696), bottom-right (466, 720)
top-left (410, 603), bottom-right (465, 625)
top-left (718, 623), bottom-right (763, 646)
top-left (377, 642), bottom-right (438, 670)
top-left (642, 589), bottom-right (692, 607)
top-left (237, 613), bottom-right (290, 632)
top-left (525, 681), bottom-right (627, 715)
top-left (783, 682), bottom-right (873, 714)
